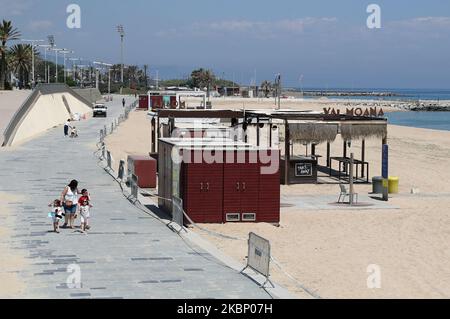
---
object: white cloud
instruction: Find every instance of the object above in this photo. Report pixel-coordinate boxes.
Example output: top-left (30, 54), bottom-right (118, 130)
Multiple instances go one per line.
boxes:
top-left (389, 16), bottom-right (450, 29)
top-left (28, 20), bottom-right (53, 30)
top-left (155, 17), bottom-right (338, 39)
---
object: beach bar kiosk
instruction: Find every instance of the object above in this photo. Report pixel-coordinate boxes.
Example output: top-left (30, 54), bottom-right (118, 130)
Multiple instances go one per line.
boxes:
top-left (158, 138), bottom-right (280, 225)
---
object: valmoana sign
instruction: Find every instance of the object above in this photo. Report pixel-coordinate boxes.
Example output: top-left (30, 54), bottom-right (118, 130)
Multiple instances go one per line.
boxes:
top-left (323, 107), bottom-right (385, 117)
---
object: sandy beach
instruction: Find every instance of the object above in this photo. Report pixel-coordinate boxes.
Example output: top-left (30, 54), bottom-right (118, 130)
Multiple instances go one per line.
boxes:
top-left (104, 97), bottom-right (450, 298)
top-left (0, 192), bottom-right (27, 298)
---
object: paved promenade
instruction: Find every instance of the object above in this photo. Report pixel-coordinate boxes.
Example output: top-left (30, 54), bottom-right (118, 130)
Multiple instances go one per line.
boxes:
top-left (0, 96), bottom-right (269, 299)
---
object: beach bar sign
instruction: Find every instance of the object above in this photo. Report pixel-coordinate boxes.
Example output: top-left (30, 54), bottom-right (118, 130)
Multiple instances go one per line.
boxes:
top-left (323, 107), bottom-right (385, 117)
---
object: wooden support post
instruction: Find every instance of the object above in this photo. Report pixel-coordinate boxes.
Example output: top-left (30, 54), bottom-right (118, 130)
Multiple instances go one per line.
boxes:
top-left (361, 139), bottom-right (366, 178)
top-left (327, 142), bottom-right (331, 167)
top-left (349, 153), bottom-right (355, 205)
top-left (343, 141), bottom-right (347, 158)
top-left (256, 116), bottom-right (260, 147)
top-left (151, 117), bottom-right (156, 153)
top-left (311, 144), bottom-right (316, 156)
top-left (156, 116), bottom-right (160, 152)
top-left (269, 122), bottom-right (273, 148)
top-left (343, 141), bottom-right (348, 173)
top-left (284, 120), bottom-right (290, 185)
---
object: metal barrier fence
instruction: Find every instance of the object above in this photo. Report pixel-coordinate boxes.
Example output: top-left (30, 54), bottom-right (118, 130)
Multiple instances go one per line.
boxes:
top-left (131, 174), bottom-right (138, 199)
top-left (118, 160), bottom-right (125, 180)
top-left (171, 196), bottom-right (184, 231)
top-left (242, 232), bottom-right (274, 288)
top-left (106, 150), bottom-right (112, 169)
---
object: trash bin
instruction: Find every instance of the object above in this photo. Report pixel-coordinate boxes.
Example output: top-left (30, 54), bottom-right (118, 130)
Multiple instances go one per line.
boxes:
top-left (388, 176), bottom-right (399, 194)
top-left (372, 176), bottom-right (384, 194)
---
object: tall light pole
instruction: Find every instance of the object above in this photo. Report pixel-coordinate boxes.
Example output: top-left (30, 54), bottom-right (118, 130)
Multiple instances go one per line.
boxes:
top-left (275, 73), bottom-right (281, 110)
top-left (60, 49), bottom-right (74, 83)
top-left (47, 36), bottom-right (55, 83)
top-left (78, 65), bottom-right (87, 88)
top-left (21, 39), bottom-right (44, 88)
top-left (69, 58), bottom-right (80, 82)
top-left (117, 25), bottom-right (125, 84)
top-left (37, 44), bottom-right (51, 83)
top-left (51, 47), bottom-right (64, 83)
top-left (94, 61), bottom-right (113, 94)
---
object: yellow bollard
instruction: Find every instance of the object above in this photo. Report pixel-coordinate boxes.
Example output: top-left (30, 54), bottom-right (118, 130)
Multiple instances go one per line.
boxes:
top-left (388, 176), bottom-right (399, 194)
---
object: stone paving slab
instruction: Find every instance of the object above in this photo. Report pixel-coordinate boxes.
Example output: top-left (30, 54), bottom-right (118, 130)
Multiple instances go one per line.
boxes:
top-left (0, 96), bottom-right (270, 299)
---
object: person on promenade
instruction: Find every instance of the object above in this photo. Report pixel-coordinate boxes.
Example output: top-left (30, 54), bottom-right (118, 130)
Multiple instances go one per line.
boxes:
top-left (122, 98), bottom-right (126, 108)
top-left (60, 180), bottom-right (80, 229)
top-left (64, 119), bottom-right (72, 137)
top-left (70, 126), bottom-right (79, 138)
top-left (78, 189), bottom-right (92, 232)
top-left (48, 199), bottom-right (64, 233)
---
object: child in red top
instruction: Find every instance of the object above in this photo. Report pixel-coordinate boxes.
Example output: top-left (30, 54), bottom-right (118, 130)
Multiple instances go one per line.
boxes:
top-left (78, 189), bottom-right (92, 232)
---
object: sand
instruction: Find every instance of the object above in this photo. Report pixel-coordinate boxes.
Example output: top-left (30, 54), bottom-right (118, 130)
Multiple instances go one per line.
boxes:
top-left (0, 90), bottom-right (32, 144)
top-left (0, 193), bottom-right (27, 298)
top-left (104, 97), bottom-right (450, 298)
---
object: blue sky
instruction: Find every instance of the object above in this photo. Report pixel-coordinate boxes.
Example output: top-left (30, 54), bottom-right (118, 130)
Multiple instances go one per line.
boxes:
top-left (2, 0), bottom-right (450, 88)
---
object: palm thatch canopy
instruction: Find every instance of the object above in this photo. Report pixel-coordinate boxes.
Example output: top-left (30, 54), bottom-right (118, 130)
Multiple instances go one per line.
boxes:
top-left (340, 123), bottom-right (387, 140)
top-left (288, 123), bottom-right (339, 144)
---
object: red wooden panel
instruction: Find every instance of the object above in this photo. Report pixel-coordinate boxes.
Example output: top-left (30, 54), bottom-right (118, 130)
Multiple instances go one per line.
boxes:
top-left (223, 151), bottom-right (241, 218)
top-left (182, 150), bottom-right (224, 224)
top-left (258, 150), bottom-right (281, 223)
top-left (139, 95), bottom-right (149, 109)
top-left (240, 151), bottom-right (260, 216)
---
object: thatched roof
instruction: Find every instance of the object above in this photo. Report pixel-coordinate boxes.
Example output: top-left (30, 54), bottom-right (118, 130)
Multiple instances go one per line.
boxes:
top-left (340, 124), bottom-right (387, 140)
top-left (288, 123), bottom-right (339, 144)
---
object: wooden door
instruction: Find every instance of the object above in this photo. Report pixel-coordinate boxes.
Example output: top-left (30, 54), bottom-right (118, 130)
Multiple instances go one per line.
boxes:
top-left (223, 151), bottom-right (241, 220)
top-left (239, 151), bottom-right (260, 217)
top-left (183, 150), bottom-right (224, 223)
top-left (258, 150), bottom-right (281, 223)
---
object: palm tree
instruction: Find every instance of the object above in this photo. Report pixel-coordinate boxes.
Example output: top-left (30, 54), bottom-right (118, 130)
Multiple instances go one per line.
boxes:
top-left (9, 44), bottom-right (36, 89)
top-left (0, 20), bottom-right (21, 90)
top-left (191, 68), bottom-right (215, 97)
top-left (261, 80), bottom-right (273, 98)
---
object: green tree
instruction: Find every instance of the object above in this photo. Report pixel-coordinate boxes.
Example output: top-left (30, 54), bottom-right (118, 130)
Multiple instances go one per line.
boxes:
top-left (191, 68), bottom-right (215, 96)
top-left (9, 44), bottom-right (36, 88)
top-left (0, 20), bottom-right (21, 90)
top-left (260, 80), bottom-right (273, 98)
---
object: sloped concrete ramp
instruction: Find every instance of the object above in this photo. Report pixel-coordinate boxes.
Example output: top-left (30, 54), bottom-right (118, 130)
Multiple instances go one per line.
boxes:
top-left (2, 84), bottom-right (93, 147)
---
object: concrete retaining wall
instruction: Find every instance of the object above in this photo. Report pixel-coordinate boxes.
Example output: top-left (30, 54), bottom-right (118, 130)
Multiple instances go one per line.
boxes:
top-left (73, 88), bottom-right (103, 104)
top-left (2, 84), bottom-right (93, 147)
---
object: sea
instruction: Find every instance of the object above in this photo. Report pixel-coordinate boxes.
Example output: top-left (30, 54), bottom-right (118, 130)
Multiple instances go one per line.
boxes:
top-left (295, 88), bottom-right (450, 101)
top-left (292, 88), bottom-right (450, 131)
top-left (385, 112), bottom-right (450, 132)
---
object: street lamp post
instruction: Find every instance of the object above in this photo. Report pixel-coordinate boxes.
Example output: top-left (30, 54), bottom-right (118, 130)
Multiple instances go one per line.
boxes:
top-left (60, 49), bottom-right (74, 84)
top-left (78, 65), bottom-right (87, 88)
top-left (117, 25), bottom-right (125, 84)
top-left (51, 48), bottom-right (64, 83)
top-left (94, 61), bottom-right (113, 94)
top-left (37, 44), bottom-right (51, 83)
top-left (21, 39), bottom-right (44, 88)
top-left (69, 58), bottom-right (80, 82)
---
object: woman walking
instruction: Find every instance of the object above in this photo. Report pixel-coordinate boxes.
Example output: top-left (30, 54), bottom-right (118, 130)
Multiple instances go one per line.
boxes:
top-left (64, 119), bottom-right (72, 137)
top-left (60, 180), bottom-right (80, 229)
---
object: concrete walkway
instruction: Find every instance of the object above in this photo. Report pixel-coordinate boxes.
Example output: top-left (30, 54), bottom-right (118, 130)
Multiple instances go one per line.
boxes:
top-left (0, 96), bottom-right (270, 299)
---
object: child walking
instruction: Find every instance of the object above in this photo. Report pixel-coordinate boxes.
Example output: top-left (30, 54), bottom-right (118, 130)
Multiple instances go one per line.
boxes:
top-left (48, 199), bottom-right (64, 233)
top-left (78, 189), bottom-right (92, 232)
